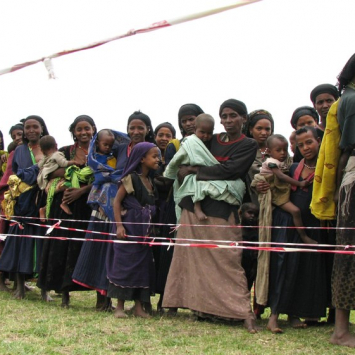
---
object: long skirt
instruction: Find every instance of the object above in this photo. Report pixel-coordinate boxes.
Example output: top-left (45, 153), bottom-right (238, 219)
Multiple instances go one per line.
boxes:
top-left (332, 156), bottom-right (355, 310)
top-left (162, 209), bottom-right (253, 320)
top-left (72, 210), bottom-right (111, 295)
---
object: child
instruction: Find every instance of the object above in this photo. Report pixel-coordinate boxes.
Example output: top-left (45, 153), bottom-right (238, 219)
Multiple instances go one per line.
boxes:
top-left (106, 142), bottom-right (160, 318)
top-left (253, 134), bottom-right (313, 244)
top-left (164, 114), bottom-right (245, 221)
top-left (94, 129), bottom-right (117, 169)
top-left (240, 202), bottom-right (260, 291)
top-left (37, 136), bottom-right (94, 219)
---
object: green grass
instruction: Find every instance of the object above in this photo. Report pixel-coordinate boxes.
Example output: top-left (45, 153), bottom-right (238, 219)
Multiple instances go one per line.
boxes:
top-left (0, 284), bottom-right (355, 354)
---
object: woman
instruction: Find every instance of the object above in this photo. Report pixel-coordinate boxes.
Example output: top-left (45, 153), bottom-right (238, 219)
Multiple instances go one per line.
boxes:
top-left (163, 99), bottom-right (258, 332)
top-left (265, 126), bottom-right (327, 333)
top-left (0, 122), bottom-right (24, 290)
top-left (243, 109), bottom-right (274, 205)
top-left (330, 53), bottom-right (355, 348)
top-left (290, 106), bottom-right (324, 163)
top-left (152, 122), bottom-right (176, 312)
top-left (0, 115), bottom-right (49, 299)
top-left (72, 111), bottom-right (154, 311)
top-left (37, 115), bottom-right (96, 306)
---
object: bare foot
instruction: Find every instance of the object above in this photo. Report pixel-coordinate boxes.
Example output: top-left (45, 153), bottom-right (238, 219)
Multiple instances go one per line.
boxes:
top-left (330, 331), bottom-right (355, 348)
top-left (13, 289), bottom-right (25, 300)
top-left (60, 203), bottom-right (72, 215)
top-left (288, 316), bottom-right (307, 329)
top-left (301, 235), bottom-right (318, 245)
top-left (143, 302), bottom-right (153, 315)
top-left (244, 318), bottom-right (258, 334)
top-left (0, 281), bottom-right (10, 292)
top-left (133, 308), bottom-right (151, 318)
top-left (267, 314), bottom-right (283, 333)
top-left (25, 283), bottom-right (35, 292)
top-left (41, 289), bottom-right (53, 302)
top-left (39, 207), bottom-right (47, 221)
top-left (114, 308), bottom-right (128, 318)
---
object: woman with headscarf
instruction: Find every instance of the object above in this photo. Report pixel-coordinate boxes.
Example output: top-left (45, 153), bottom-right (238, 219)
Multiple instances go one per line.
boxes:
top-left (106, 142), bottom-right (160, 318)
top-left (290, 106), bottom-right (324, 163)
top-left (310, 83), bottom-right (339, 130)
top-left (243, 109), bottom-right (274, 205)
top-left (329, 53), bottom-right (355, 348)
top-left (72, 111), bottom-right (154, 311)
top-left (37, 115), bottom-right (96, 306)
top-left (0, 115), bottom-right (49, 299)
top-left (163, 99), bottom-right (258, 332)
top-left (151, 122), bottom-right (177, 312)
top-left (0, 122), bottom-right (24, 291)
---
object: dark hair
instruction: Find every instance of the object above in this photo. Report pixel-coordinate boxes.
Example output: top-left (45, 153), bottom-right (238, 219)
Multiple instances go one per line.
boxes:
top-left (39, 135), bottom-right (56, 152)
top-left (9, 122), bottom-right (24, 136)
top-left (154, 122), bottom-right (176, 138)
top-left (266, 134), bottom-right (288, 149)
top-left (23, 115), bottom-right (50, 143)
top-left (178, 104), bottom-right (204, 137)
top-left (97, 129), bottom-right (115, 141)
top-left (7, 141), bottom-right (18, 153)
top-left (337, 53), bottom-right (355, 95)
top-left (310, 84), bottom-right (339, 104)
top-left (295, 126), bottom-right (319, 139)
top-left (219, 99), bottom-right (247, 118)
top-left (69, 115), bottom-right (97, 142)
top-left (127, 111), bottom-right (155, 143)
top-left (240, 202), bottom-right (259, 214)
top-left (244, 109), bottom-right (274, 137)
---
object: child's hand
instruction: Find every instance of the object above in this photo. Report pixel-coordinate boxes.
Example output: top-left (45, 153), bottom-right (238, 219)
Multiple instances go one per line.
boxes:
top-left (116, 225), bottom-right (126, 240)
top-left (299, 180), bottom-right (311, 188)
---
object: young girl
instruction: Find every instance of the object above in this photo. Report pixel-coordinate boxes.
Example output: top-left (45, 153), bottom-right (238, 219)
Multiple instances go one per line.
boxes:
top-left (252, 134), bottom-right (314, 244)
top-left (106, 142), bottom-right (160, 318)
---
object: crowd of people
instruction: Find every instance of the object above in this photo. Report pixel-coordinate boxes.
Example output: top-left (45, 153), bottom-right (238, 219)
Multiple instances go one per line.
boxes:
top-left (0, 53), bottom-right (355, 348)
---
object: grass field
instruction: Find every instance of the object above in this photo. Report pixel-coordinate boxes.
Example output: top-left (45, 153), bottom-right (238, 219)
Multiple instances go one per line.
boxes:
top-left (0, 284), bottom-right (355, 355)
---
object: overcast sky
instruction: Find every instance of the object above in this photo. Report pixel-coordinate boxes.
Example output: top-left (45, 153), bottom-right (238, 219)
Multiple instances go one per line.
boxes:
top-left (0, 0), bottom-right (354, 148)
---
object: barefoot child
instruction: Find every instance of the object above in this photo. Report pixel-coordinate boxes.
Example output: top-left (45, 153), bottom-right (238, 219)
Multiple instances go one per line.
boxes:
top-left (106, 142), bottom-right (160, 318)
top-left (253, 134), bottom-right (313, 244)
top-left (164, 114), bottom-right (245, 221)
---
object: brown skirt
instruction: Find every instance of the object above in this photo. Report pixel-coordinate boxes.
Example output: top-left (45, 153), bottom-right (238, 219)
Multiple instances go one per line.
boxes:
top-left (162, 209), bottom-right (253, 320)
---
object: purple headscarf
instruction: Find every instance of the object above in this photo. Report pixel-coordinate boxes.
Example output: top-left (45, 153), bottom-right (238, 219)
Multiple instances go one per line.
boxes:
top-left (121, 142), bottom-right (157, 180)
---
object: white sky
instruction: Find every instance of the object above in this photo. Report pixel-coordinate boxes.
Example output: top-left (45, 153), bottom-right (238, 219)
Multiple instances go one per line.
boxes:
top-left (0, 0), bottom-right (354, 148)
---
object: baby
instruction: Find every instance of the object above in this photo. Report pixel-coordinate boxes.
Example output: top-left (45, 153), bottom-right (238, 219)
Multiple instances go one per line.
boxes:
top-left (164, 114), bottom-right (245, 221)
top-left (94, 129), bottom-right (117, 168)
top-left (37, 136), bottom-right (79, 218)
top-left (255, 134), bottom-right (312, 244)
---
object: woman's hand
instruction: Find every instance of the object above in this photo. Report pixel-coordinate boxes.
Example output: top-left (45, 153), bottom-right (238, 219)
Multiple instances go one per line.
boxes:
top-left (255, 181), bottom-right (270, 194)
top-left (116, 225), bottom-right (126, 240)
top-left (1, 154), bottom-right (7, 163)
top-left (62, 187), bottom-right (84, 204)
top-left (177, 165), bottom-right (198, 184)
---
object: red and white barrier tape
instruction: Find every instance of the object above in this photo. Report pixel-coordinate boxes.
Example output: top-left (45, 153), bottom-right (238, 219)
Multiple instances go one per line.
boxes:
top-left (2, 232), bottom-right (354, 255)
top-left (0, 0), bottom-right (260, 78)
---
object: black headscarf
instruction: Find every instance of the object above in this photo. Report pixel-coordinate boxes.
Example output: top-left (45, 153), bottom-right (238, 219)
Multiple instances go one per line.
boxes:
top-left (219, 99), bottom-right (247, 117)
top-left (310, 84), bottom-right (339, 104)
top-left (154, 122), bottom-right (176, 138)
top-left (127, 111), bottom-right (155, 143)
top-left (290, 106), bottom-right (319, 129)
top-left (244, 109), bottom-right (274, 137)
top-left (178, 104), bottom-right (204, 136)
top-left (23, 115), bottom-right (50, 143)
